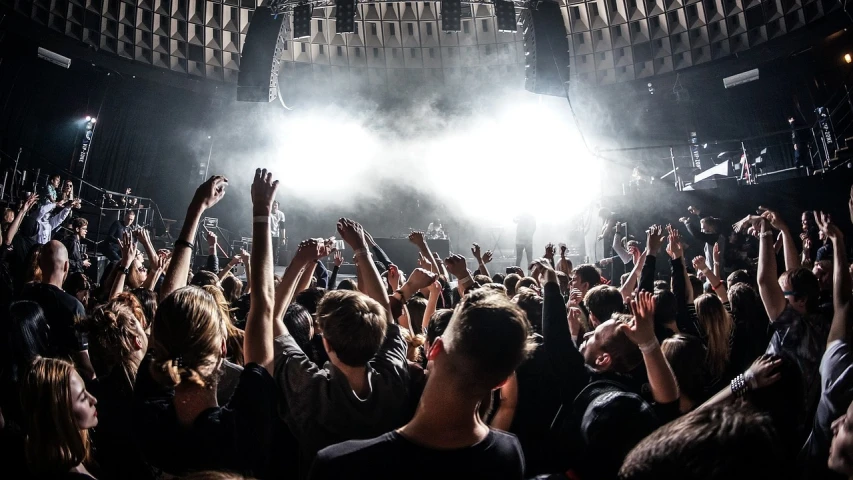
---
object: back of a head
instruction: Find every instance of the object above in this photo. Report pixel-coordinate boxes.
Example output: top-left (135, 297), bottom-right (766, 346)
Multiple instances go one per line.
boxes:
top-left (513, 286), bottom-right (543, 333)
top-left (426, 308), bottom-right (454, 347)
top-left (4, 301), bottom-right (50, 380)
top-left (131, 288), bottom-right (158, 328)
top-left (63, 272), bottom-right (91, 297)
top-left (336, 278), bottom-right (358, 291)
top-left (653, 280), bottom-right (670, 292)
top-left (474, 274), bottom-right (492, 286)
top-left (694, 293), bottom-right (733, 378)
top-left (653, 290), bottom-right (677, 329)
top-left (38, 240), bottom-right (67, 279)
top-left (585, 285), bottom-right (624, 325)
top-left (491, 273), bottom-right (506, 284)
top-left (728, 283), bottom-right (765, 321)
top-left (661, 334), bottom-right (708, 404)
top-left (283, 303), bottom-right (314, 354)
top-left (406, 296), bottom-right (428, 335)
top-left (440, 289), bottom-right (533, 393)
top-left (727, 269), bottom-right (752, 289)
top-left (149, 286), bottom-right (226, 389)
top-left (575, 264), bottom-right (602, 289)
top-left (21, 357), bottom-right (90, 475)
top-left (619, 404), bottom-right (786, 480)
top-left (504, 273), bottom-right (522, 297)
top-left (81, 302), bottom-right (145, 385)
top-left (516, 276), bottom-right (538, 291)
top-left (688, 275), bottom-right (704, 297)
top-left (780, 267), bottom-right (821, 312)
top-left (317, 290), bottom-right (387, 367)
top-left (295, 287), bottom-right (327, 315)
top-left (191, 270), bottom-right (221, 289)
top-left (220, 275), bottom-right (243, 303)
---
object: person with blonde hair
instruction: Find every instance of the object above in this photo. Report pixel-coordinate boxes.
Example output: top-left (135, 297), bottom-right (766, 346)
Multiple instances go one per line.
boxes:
top-left (20, 357), bottom-right (98, 478)
top-left (133, 170), bottom-right (279, 477)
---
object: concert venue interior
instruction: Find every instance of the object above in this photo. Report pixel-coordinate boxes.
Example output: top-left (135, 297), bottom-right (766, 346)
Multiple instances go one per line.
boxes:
top-left (4, 0), bottom-right (853, 478)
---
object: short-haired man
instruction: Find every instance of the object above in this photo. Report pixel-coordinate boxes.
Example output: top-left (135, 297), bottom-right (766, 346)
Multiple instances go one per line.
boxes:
top-left (272, 220), bottom-right (436, 475)
top-left (105, 210), bottom-right (135, 262)
top-left (33, 194), bottom-right (73, 245)
top-left (63, 217), bottom-right (91, 274)
top-left (309, 289), bottom-right (533, 479)
top-left (585, 284), bottom-right (625, 327)
top-left (679, 206), bottom-right (726, 273)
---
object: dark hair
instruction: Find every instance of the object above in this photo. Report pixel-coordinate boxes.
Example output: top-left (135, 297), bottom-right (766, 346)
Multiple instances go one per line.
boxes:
top-left (728, 283), bottom-right (766, 324)
top-left (283, 303), bottom-right (314, 358)
top-left (317, 290), bottom-right (386, 366)
top-left (336, 278), bottom-right (358, 291)
top-left (220, 275), bottom-right (243, 303)
top-left (473, 274), bottom-right (492, 286)
top-left (653, 290), bottom-right (677, 330)
top-left (619, 404), bottom-right (786, 480)
top-left (2, 301), bottom-right (50, 383)
top-left (426, 309), bottom-right (454, 346)
top-left (688, 275), bottom-right (704, 297)
top-left (727, 269), bottom-right (752, 289)
top-left (503, 274), bottom-right (522, 297)
top-left (574, 264), bottom-right (602, 289)
top-left (779, 267), bottom-right (820, 312)
top-left (294, 287), bottom-right (326, 316)
top-left (514, 287), bottom-right (543, 333)
top-left (63, 272), bottom-right (91, 296)
top-left (601, 314), bottom-right (643, 373)
top-left (131, 288), bottom-right (158, 328)
top-left (516, 276), bottom-right (538, 291)
top-left (585, 285), bottom-right (624, 324)
top-left (71, 217), bottom-right (88, 229)
top-left (661, 334), bottom-right (708, 405)
top-left (700, 216), bottom-right (722, 233)
top-left (406, 297), bottom-right (428, 336)
top-left (653, 280), bottom-right (670, 292)
top-left (191, 270), bottom-right (220, 289)
top-left (491, 273), bottom-right (506, 284)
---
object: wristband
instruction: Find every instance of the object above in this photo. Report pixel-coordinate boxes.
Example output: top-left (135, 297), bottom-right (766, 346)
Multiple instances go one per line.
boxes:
top-left (353, 248), bottom-right (370, 257)
top-left (744, 369), bottom-right (757, 389)
top-left (758, 231), bottom-right (774, 239)
top-left (253, 215), bottom-right (269, 223)
top-left (713, 281), bottom-right (724, 290)
top-left (458, 275), bottom-right (473, 286)
top-left (175, 239), bottom-right (194, 250)
top-left (638, 338), bottom-right (660, 354)
top-left (730, 373), bottom-right (750, 397)
top-left (121, 266), bottom-right (130, 276)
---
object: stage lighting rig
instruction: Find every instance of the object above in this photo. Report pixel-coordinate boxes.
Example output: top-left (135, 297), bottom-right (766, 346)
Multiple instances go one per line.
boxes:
top-left (336, 0), bottom-right (357, 33)
top-left (494, 0), bottom-right (517, 32)
top-left (293, 3), bottom-right (313, 39)
top-left (441, 0), bottom-right (462, 32)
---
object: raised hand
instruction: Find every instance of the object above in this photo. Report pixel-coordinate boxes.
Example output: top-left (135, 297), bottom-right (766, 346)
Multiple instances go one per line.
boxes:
top-left (294, 238), bottom-right (324, 263)
top-left (444, 254), bottom-right (469, 279)
top-left (417, 253), bottom-right (431, 270)
top-left (408, 231), bottom-right (426, 246)
top-left (692, 256), bottom-right (708, 272)
top-left (427, 280), bottom-right (441, 297)
top-left (240, 248), bottom-right (251, 260)
top-left (482, 250), bottom-right (493, 264)
top-left (333, 250), bottom-right (344, 267)
top-left (666, 225), bottom-right (684, 260)
top-left (568, 288), bottom-right (583, 308)
top-left (732, 214), bottom-right (764, 234)
top-left (406, 268), bottom-right (438, 291)
top-left (192, 175), bottom-right (229, 210)
top-left (814, 210), bottom-right (842, 241)
top-left (387, 265), bottom-right (402, 290)
top-left (544, 243), bottom-right (556, 258)
top-left (678, 216), bottom-right (689, 224)
top-left (645, 225), bottom-right (666, 254)
top-left (713, 242), bottom-right (721, 264)
top-left (746, 355), bottom-right (783, 389)
top-left (757, 206), bottom-right (788, 231)
top-left (206, 231), bottom-right (217, 249)
top-left (21, 193), bottom-right (39, 213)
top-left (119, 231), bottom-right (138, 269)
top-left (471, 243), bottom-right (483, 260)
top-left (619, 290), bottom-right (657, 346)
top-left (337, 218), bottom-right (367, 250)
top-left (251, 168), bottom-right (278, 214)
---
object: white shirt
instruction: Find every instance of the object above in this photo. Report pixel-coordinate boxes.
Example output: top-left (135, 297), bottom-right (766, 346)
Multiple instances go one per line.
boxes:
top-left (270, 209), bottom-right (286, 238)
top-left (35, 202), bottom-right (72, 245)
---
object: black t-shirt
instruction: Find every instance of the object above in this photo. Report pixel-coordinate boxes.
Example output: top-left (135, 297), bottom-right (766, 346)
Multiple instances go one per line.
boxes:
top-left (20, 283), bottom-right (86, 357)
top-left (308, 430), bottom-right (525, 480)
top-left (133, 362), bottom-right (277, 477)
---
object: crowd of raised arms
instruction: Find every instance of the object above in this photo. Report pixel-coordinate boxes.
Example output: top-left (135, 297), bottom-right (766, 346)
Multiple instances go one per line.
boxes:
top-left (2, 168), bottom-right (853, 480)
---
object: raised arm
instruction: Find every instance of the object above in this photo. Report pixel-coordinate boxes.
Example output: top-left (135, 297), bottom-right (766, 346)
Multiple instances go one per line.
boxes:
top-left (754, 215), bottom-right (787, 322)
top-left (137, 228), bottom-right (159, 271)
top-left (680, 206), bottom-right (717, 245)
top-left (339, 219), bottom-right (391, 315)
top-left (141, 254), bottom-right (168, 291)
top-left (815, 212), bottom-right (852, 345)
top-left (619, 251), bottom-right (647, 301)
top-left (619, 291), bottom-right (679, 404)
top-left (638, 225), bottom-right (665, 293)
top-left (445, 254), bottom-right (475, 297)
top-left (668, 226), bottom-right (693, 305)
top-left (693, 256), bottom-right (727, 303)
top-left (244, 168), bottom-right (278, 373)
top-left (432, 252), bottom-right (450, 279)
top-left (712, 242), bottom-right (722, 280)
top-left (328, 250), bottom-right (343, 289)
top-left (760, 206), bottom-right (800, 271)
top-left (408, 231), bottom-right (440, 275)
top-left (422, 280), bottom-right (442, 333)
top-left (218, 254), bottom-right (243, 280)
top-left (109, 232), bottom-right (137, 299)
top-left (161, 175), bottom-right (228, 298)
top-left (273, 239), bottom-right (323, 337)
top-left (471, 243), bottom-right (491, 278)
top-left (4, 194), bottom-right (38, 246)
top-left (612, 233), bottom-right (633, 264)
top-left (696, 355), bottom-right (782, 412)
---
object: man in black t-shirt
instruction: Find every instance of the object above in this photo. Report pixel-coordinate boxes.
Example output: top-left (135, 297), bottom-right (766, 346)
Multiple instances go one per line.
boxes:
top-left (20, 240), bottom-right (93, 379)
top-left (309, 289), bottom-right (534, 480)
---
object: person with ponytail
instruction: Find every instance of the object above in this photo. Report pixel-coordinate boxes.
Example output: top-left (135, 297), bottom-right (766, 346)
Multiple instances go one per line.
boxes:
top-left (20, 357), bottom-right (98, 479)
top-left (132, 170), bottom-right (279, 477)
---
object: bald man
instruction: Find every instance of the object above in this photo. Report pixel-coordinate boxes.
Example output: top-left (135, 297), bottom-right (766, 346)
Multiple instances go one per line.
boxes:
top-left (20, 240), bottom-right (94, 378)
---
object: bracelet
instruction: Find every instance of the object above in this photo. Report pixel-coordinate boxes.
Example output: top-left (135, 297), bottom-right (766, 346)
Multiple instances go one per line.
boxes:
top-left (353, 248), bottom-right (370, 257)
top-left (730, 373), bottom-right (750, 397)
top-left (253, 215), bottom-right (269, 223)
top-left (638, 338), bottom-right (660, 354)
top-left (744, 369), bottom-right (757, 389)
top-left (758, 231), bottom-right (774, 239)
top-left (175, 239), bottom-right (194, 250)
top-left (458, 275), bottom-right (473, 286)
top-left (714, 281), bottom-right (724, 290)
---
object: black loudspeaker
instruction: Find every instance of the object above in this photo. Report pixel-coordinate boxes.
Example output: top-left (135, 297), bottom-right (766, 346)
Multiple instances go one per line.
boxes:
top-left (86, 255), bottom-right (108, 285)
top-left (237, 7), bottom-right (286, 102)
top-left (521, 1), bottom-right (571, 97)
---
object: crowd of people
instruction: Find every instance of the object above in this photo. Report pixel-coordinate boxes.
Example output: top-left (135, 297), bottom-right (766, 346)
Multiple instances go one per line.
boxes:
top-left (1, 167), bottom-right (853, 480)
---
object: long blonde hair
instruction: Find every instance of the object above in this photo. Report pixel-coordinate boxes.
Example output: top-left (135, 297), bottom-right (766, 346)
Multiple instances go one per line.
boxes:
top-left (20, 357), bottom-right (92, 475)
top-left (203, 284), bottom-right (245, 366)
top-left (80, 301), bottom-right (144, 390)
top-left (149, 286), bottom-right (226, 389)
top-left (694, 293), bottom-right (733, 378)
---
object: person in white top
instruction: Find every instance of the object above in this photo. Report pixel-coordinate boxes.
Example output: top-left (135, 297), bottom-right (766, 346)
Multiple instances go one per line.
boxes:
top-left (270, 200), bottom-right (286, 265)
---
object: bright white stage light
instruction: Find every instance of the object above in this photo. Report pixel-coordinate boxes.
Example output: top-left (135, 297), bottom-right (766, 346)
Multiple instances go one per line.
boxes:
top-left (85, 116), bottom-right (91, 121)
top-left (91, 118), bottom-right (97, 123)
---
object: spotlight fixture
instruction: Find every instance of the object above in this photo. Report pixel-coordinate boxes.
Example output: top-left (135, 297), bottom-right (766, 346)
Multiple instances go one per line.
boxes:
top-left (90, 118), bottom-right (97, 123)
top-left (335, 0), bottom-right (357, 33)
top-left (293, 3), bottom-right (312, 39)
top-left (494, 0), bottom-right (517, 32)
top-left (85, 116), bottom-right (91, 121)
top-left (845, 53), bottom-right (852, 64)
top-left (647, 82), bottom-right (655, 95)
top-left (441, 0), bottom-right (462, 32)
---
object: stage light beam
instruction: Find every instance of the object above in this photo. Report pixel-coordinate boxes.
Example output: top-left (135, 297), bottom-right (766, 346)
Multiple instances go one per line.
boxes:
top-left (845, 53), bottom-right (852, 64)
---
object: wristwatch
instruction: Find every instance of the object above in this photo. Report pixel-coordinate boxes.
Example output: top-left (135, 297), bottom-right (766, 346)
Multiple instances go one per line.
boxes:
top-left (122, 266), bottom-right (131, 276)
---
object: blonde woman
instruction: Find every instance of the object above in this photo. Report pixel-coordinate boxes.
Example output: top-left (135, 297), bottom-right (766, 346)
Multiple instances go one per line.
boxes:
top-left (20, 357), bottom-right (98, 479)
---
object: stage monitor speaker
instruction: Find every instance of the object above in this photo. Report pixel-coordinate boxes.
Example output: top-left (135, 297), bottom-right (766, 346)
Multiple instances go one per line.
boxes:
top-left (237, 7), bottom-right (287, 103)
top-left (85, 255), bottom-right (108, 285)
top-left (521, 1), bottom-right (571, 97)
